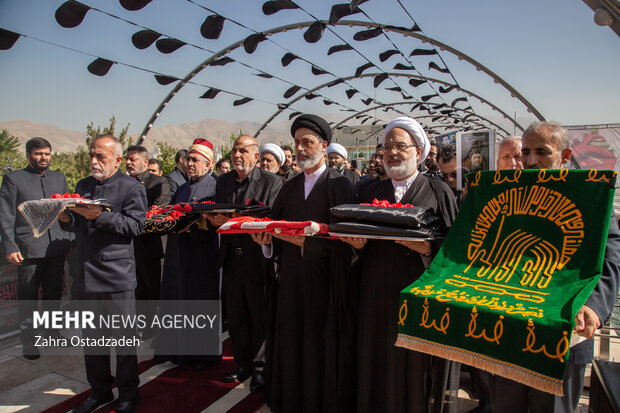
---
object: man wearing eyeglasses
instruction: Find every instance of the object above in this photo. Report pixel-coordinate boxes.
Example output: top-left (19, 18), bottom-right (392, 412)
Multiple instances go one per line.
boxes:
top-left (437, 144), bottom-right (465, 206)
top-left (340, 117), bottom-right (457, 413)
top-left (156, 138), bottom-right (220, 368)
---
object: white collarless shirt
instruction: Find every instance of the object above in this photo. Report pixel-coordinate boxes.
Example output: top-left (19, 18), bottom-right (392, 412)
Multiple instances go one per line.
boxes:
top-left (304, 163), bottom-right (326, 199)
top-left (391, 170), bottom-right (419, 203)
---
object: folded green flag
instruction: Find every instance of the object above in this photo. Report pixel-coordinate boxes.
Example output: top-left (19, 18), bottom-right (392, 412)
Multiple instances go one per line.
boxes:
top-left (396, 169), bottom-right (616, 396)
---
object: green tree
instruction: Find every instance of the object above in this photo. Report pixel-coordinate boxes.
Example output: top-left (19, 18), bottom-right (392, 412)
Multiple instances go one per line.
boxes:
top-left (219, 130), bottom-right (244, 160)
top-left (0, 129), bottom-right (19, 153)
top-left (52, 115), bottom-right (131, 190)
top-left (85, 115), bottom-right (132, 149)
top-left (155, 140), bottom-right (178, 176)
top-left (0, 129), bottom-right (27, 182)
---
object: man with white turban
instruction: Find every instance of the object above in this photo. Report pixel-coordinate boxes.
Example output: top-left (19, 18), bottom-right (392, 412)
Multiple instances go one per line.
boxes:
top-left (259, 143), bottom-right (285, 174)
top-left (327, 142), bottom-right (360, 187)
top-left (339, 116), bottom-right (458, 413)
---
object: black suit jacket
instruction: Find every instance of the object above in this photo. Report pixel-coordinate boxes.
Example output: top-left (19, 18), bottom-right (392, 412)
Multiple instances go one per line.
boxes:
top-left (134, 170), bottom-right (171, 259)
top-left (572, 214), bottom-right (620, 363)
top-left (215, 166), bottom-right (283, 265)
top-left (0, 166), bottom-right (72, 259)
top-left (61, 169), bottom-right (147, 294)
top-left (165, 167), bottom-right (188, 197)
top-left (343, 168), bottom-right (360, 187)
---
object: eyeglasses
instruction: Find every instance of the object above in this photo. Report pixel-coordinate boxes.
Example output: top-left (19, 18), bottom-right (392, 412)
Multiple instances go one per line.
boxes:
top-left (383, 142), bottom-right (417, 153)
top-left (444, 171), bottom-right (458, 179)
top-left (186, 156), bottom-right (207, 164)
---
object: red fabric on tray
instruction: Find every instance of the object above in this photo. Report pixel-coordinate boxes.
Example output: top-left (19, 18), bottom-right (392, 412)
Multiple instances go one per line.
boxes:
top-left (217, 216), bottom-right (328, 236)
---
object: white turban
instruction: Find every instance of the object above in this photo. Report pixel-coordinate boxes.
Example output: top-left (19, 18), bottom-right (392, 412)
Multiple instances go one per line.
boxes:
top-left (326, 142), bottom-right (348, 159)
top-left (260, 143), bottom-right (285, 165)
top-left (381, 117), bottom-right (430, 163)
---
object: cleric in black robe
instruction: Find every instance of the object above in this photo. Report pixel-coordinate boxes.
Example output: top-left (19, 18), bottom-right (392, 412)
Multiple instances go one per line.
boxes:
top-left (206, 136), bottom-right (283, 392)
top-left (155, 139), bottom-right (220, 366)
top-left (252, 114), bottom-right (356, 413)
top-left (340, 117), bottom-right (457, 413)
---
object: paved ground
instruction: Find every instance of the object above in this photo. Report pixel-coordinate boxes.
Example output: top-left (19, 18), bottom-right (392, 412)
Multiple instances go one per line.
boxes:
top-left (0, 331), bottom-right (616, 412)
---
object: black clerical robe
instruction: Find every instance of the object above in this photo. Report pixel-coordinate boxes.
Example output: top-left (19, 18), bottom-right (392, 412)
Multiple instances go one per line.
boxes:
top-left (268, 167), bottom-right (355, 413)
top-left (155, 173), bottom-right (219, 364)
top-left (355, 174), bottom-right (457, 413)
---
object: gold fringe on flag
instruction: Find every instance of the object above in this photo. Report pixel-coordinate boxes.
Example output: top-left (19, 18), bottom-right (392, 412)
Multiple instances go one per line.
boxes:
top-left (395, 334), bottom-right (564, 396)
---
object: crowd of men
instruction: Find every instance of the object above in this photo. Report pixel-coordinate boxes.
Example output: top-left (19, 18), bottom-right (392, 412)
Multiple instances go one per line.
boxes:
top-left (0, 115), bottom-right (618, 413)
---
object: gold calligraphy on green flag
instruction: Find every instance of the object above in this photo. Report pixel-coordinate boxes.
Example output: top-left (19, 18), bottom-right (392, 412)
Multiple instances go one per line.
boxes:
top-left (396, 169), bottom-right (616, 396)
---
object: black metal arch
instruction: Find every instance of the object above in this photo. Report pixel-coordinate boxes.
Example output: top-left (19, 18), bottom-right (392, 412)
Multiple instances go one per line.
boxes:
top-left (254, 72), bottom-right (521, 138)
top-left (138, 19), bottom-right (544, 144)
top-left (332, 101), bottom-right (510, 136)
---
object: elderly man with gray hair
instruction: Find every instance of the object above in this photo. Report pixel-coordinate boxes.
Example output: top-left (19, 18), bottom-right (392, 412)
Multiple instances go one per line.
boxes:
top-left (488, 121), bottom-right (620, 413)
top-left (496, 135), bottom-right (524, 170)
top-left (59, 134), bottom-right (147, 413)
top-left (206, 136), bottom-right (283, 392)
top-left (339, 116), bottom-right (458, 413)
top-left (259, 143), bottom-right (285, 174)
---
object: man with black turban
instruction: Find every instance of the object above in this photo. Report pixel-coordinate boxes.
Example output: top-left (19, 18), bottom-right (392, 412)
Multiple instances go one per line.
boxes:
top-left (252, 114), bottom-right (356, 413)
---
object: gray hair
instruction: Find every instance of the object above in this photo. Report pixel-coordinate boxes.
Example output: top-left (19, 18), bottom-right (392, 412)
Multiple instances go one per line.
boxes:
top-left (92, 134), bottom-right (122, 157)
top-left (523, 121), bottom-right (570, 150)
top-left (498, 135), bottom-right (522, 150)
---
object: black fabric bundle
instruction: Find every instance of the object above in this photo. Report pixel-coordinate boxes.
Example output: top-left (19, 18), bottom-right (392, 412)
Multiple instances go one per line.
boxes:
top-left (191, 202), bottom-right (270, 216)
top-left (329, 204), bottom-right (443, 239)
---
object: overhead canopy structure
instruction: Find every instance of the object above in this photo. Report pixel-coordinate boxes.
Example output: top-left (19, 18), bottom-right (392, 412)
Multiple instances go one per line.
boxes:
top-left (0, 0), bottom-right (554, 144)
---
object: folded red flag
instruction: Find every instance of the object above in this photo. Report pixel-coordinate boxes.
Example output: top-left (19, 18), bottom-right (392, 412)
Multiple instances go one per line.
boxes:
top-left (217, 216), bottom-right (328, 236)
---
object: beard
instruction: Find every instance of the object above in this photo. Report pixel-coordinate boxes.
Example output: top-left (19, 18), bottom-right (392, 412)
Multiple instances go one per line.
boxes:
top-left (91, 165), bottom-right (113, 181)
top-left (384, 155), bottom-right (417, 180)
top-left (297, 150), bottom-right (324, 171)
top-left (235, 163), bottom-right (254, 176)
top-left (424, 157), bottom-right (438, 172)
top-left (31, 160), bottom-right (49, 172)
top-left (330, 161), bottom-right (345, 172)
top-left (126, 164), bottom-right (146, 177)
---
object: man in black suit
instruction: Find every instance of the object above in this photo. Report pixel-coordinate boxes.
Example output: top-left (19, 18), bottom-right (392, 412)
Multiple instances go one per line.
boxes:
top-left (0, 137), bottom-right (72, 359)
top-left (489, 121), bottom-right (620, 413)
top-left (206, 136), bottom-right (283, 393)
top-left (327, 142), bottom-right (360, 188)
top-left (59, 135), bottom-right (147, 413)
top-left (126, 145), bottom-right (170, 338)
top-left (165, 149), bottom-right (188, 197)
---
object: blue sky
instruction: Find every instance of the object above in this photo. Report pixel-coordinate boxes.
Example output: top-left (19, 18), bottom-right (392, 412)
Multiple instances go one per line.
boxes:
top-left (0, 0), bottom-right (618, 137)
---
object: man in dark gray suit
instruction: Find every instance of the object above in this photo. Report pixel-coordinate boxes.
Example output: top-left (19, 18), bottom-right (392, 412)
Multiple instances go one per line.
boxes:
top-left (165, 149), bottom-right (189, 197)
top-left (126, 145), bottom-right (170, 338)
top-left (59, 135), bottom-right (147, 413)
top-left (0, 137), bottom-right (72, 359)
top-left (206, 136), bottom-right (283, 393)
top-left (489, 121), bottom-right (620, 413)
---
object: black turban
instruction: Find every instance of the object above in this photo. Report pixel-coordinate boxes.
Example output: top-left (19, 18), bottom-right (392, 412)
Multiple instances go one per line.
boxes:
top-left (290, 114), bottom-right (332, 143)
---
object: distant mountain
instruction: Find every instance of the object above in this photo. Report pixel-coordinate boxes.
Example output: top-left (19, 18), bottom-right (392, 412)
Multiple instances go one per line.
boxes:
top-left (0, 120), bottom-right (86, 152)
top-left (139, 118), bottom-right (292, 154)
top-left (0, 118), bottom-right (293, 155)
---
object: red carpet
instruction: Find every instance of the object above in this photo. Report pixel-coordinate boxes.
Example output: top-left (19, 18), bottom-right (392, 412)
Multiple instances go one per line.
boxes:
top-left (40, 339), bottom-right (266, 413)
